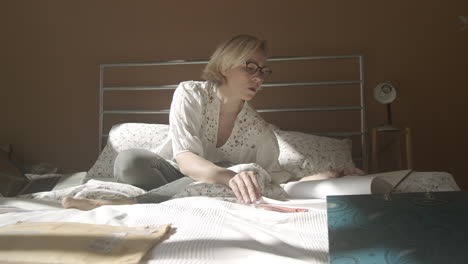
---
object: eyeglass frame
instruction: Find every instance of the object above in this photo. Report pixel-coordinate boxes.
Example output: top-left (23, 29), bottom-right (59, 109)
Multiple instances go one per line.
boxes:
top-left (244, 61), bottom-right (272, 79)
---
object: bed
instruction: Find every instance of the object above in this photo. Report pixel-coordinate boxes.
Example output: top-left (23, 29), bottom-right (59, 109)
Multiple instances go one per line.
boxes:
top-left (0, 55), bottom-right (460, 263)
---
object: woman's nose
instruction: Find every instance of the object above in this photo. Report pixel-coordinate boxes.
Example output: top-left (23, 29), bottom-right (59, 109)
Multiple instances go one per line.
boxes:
top-left (252, 75), bottom-right (264, 84)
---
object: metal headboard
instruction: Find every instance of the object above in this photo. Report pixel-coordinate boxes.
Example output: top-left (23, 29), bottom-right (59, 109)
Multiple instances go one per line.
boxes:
top-left (99, 54), bottom-right (367, 170)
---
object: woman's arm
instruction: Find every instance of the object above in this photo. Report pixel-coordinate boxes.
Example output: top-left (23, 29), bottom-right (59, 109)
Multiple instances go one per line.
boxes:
top-left (176, 152), bottom-right (260, 203)
top-left (176, 152), bottom-right (234, 185)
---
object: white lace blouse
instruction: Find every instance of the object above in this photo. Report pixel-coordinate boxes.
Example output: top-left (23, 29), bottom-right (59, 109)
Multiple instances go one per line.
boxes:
top-left (156, 81), bottom-right (290, 184)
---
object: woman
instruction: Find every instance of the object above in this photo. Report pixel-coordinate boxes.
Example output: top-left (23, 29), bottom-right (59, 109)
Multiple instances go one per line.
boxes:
top-left (63, 34), bottom-right (363, 210)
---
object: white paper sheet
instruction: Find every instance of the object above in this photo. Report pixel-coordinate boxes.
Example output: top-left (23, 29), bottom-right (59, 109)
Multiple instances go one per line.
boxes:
top-left (282, 170), bottom-right (423, 199)
top-left (283, 176), bottom-right (377, 199)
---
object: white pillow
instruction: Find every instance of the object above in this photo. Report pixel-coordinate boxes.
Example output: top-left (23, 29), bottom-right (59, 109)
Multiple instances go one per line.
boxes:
top-left (86, 124), bottom-right (355, 182)
top-left (274, 130), bottom-right (355, 179)
top-left (85, 123), bottom-right (169, 181)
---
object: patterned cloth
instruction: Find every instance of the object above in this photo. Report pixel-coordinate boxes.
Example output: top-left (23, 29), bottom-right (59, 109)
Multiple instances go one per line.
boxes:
top-left (86, 81), bottom-right (292, 184)
top-left (22, 164), bottom-right (288, 202)
top-left (394, 171), bottom-right (460, 193)
top-left (173, 163), bottom-right (288, 200)
top-left (275, 130), bottom-right (355, 178)
top-left (20, 179), bottom-right (146, 202)
top-left (20, 171), bottom-right (459, 204)
top-left (156, 81), bottom-right (291, 184)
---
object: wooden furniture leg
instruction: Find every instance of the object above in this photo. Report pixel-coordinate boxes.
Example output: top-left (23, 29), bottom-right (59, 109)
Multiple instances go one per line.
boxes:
top-left (405, 126), bottom-right (413, 169)
top-left (371, 128), bottom-right (378, 173)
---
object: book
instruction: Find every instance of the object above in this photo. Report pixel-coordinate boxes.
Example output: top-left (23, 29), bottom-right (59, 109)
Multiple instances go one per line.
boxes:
top-left (282, 170), bottom-right (412, 199)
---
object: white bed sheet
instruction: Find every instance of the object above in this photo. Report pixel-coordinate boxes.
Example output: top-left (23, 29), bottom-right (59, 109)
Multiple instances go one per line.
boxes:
top-left (2, 170), bottom-right (460, 263)
top-left (0, 196), bottom-right (329, 264)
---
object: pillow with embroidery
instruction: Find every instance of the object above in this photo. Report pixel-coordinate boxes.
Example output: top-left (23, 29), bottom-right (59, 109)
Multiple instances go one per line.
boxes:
top-left (85, 123), bottom-right (169, 182)
top-left (274, 130), bottom-right (355, 179)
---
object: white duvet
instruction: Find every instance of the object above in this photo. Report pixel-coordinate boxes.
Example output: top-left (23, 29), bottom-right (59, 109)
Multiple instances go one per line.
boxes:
top-left (0, 196), bottom-right (329, 264)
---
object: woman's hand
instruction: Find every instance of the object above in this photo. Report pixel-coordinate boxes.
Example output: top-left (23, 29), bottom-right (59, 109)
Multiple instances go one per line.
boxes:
top-left (228, 171), bottom-right (261, 203)
top-left (299, 167), bottom-right (365, 182)
top-left (175, 152), bottom-right (263, 203)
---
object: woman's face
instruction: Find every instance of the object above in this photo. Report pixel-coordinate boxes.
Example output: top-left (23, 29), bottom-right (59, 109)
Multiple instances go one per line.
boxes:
top-left (222, 50), bottom-right (270, 101)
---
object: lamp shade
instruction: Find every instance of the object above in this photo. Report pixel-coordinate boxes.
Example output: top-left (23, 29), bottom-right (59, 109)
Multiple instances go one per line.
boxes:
top-left (373, 82), bottom-right (397, 104)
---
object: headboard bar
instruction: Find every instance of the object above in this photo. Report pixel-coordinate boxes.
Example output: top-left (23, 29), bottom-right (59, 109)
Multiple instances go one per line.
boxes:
top-left (104, 85), bottom-right (179, 91)
top-left (98, 54), bottom-right (368, 171)
top-left (103, 81), bottom-right (361, 92)
top-left (103, 106), bottom-right (362, 115)
top-left (100, 54), bottom-right (362, 68)
top-left (359, 56), bottom-right (367, 171)
top-left (101, 60), bottom-right (209, 68)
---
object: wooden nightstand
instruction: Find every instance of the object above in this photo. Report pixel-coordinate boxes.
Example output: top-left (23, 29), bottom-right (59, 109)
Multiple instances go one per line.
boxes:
top-left (371, 126), bottom-right (413, 173)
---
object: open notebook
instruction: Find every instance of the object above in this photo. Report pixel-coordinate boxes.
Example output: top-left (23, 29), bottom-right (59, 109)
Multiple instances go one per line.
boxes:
top-left (282, 170), bottom-right (413, 199)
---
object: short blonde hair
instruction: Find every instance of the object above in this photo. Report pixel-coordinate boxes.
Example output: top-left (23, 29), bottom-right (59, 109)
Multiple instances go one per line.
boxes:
top-left (202, 34), bottom-right (268, 85)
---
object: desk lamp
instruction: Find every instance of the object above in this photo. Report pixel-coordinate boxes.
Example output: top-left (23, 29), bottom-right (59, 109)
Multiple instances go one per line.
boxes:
top-left (374, 82), bottom-right (398, 131)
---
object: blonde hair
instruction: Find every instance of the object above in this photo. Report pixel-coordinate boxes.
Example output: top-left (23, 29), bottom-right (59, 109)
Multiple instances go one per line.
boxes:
top-left (202, 34), bottom-right (268, 85)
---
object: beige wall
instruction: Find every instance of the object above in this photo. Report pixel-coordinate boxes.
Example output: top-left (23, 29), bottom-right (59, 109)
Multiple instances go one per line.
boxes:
top-left (1, 1), bottom-right (467, 188)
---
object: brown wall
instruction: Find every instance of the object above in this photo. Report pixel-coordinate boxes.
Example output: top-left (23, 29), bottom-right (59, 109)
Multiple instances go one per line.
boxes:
top-left (1, 1), bottom-right (468, 188)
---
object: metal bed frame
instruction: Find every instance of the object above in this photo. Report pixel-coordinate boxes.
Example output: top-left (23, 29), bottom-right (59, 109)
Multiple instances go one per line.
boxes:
top-left (99, 55), bottom-right (367, 170)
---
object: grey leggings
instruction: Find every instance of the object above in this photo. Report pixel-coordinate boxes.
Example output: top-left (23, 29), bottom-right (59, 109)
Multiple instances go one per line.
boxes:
top-left (114, 148), bottom-right (194, 203)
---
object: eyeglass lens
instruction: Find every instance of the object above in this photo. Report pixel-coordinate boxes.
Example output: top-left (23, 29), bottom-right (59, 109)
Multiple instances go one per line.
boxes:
top-left (245, 61), bottom-right (272, 78)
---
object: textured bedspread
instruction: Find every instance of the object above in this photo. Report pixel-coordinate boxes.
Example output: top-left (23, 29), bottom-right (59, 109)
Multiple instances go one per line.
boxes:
top-left (0, 196), bottom-right (329, 264)
top-left (1, 170), bottom-right (460, 263)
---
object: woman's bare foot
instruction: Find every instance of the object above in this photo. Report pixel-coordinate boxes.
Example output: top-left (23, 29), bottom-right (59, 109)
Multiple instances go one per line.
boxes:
top-left (61, 197), bottom-right (136, 211)
top-left (299, 171), bottom-right (339, 181)
top-left (299, 167), bottom-right (366, 182)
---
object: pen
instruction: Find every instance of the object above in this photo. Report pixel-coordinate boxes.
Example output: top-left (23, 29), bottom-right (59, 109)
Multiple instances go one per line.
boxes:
top-left (257, 204), bottom-right (309, 213)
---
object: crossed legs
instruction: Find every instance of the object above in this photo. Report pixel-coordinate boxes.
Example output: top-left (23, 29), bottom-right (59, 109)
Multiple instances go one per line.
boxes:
top-left (61, 149), bottom-right (186, 211)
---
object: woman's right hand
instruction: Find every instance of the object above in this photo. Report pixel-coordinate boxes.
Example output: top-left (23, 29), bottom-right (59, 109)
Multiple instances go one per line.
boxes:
top-left (228, 171), bottom-right (261, 204)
